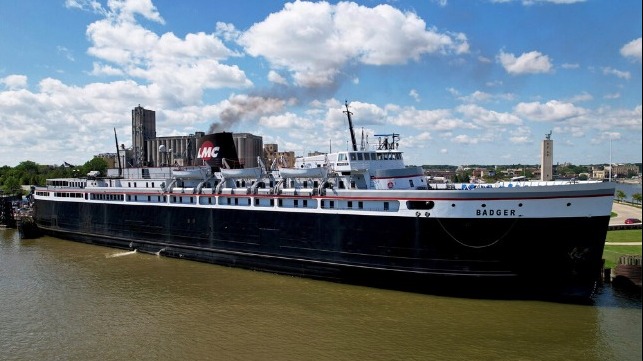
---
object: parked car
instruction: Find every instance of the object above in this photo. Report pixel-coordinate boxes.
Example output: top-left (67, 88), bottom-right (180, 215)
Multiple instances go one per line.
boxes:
top-left (624, 218), bottom-right (641, 224)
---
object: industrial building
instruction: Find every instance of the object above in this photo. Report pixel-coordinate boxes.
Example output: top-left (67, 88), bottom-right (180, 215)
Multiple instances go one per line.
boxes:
top-left (114, 105), bottom-right (265, 169)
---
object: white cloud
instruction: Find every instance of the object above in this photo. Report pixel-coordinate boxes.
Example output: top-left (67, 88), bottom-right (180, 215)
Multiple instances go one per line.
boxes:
top-left (1, 75), bottom-right (28, 90)
top-left (89, 62), bottom-right (125, 76)
top-left (390, 107), bottom-right (474, 131)
top-left (568, 92), bottom-right (593, 103)
top-left (81, 1), bottom-right (251, 106)
top-left (456, 104), bottom-right (522, 126)
top-left (601, 67), bottom-right (631, 80)
top-left (451, 134), bottom-right (479, 144)
top-left (561, 63), bottom-right (579, 69)
top-left (259, 112), bottom-right (314, 129)
top-left (238, 1), bottom-right (469, 87)
top-left (458, 90), bottom-right (492, 103)
top-left (513, 100), bottom-right (587, 122)
top-left (620, 37), bottom-right (642, 62)
top-left (497, 50), bottom-right (553, 75)
top-left (409, 89), bottom-right (420, 102)
top-left (268, 70), bottom-right (288, 85)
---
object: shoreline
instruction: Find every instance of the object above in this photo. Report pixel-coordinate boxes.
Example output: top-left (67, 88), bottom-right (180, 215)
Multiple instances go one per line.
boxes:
top-left (614, 179), bottom-right (642, 185)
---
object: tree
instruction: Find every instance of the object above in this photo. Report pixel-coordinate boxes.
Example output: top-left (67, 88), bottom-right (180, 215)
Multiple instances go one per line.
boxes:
top-left (615, 190), bottom-right (626, 203)
top-left (80, 157), bottom-right (108, 177)
top-left (632, 193), bottom-right (642, 205)
top-left (1, 176), bottom-right (22, 195)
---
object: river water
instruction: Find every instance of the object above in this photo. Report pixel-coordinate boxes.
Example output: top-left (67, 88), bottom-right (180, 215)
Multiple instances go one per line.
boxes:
top-left (1, 229), bottom-right (641, 361)
top-left (613, 182), bottom-right (642, 203)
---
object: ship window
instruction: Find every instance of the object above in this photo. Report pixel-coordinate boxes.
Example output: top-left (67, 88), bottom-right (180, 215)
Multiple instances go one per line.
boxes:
top-left (303, 181), bottom-right (308, 188)
top-left (270, 199), bottom-right (274, 206)
top-left (329, 200), bottom-right (334, 209)
top-left (409, 180), bottom-right (414, 188)
top-left (358, 201), bottom-right (363, 209)
top-left (348, 201), bottom-right (352, 208)
top-left (350, 153), bottom-right (357, 161)
top-left (357, 153), bottom-right (363, 160)
top-left (234, 198), bottom-right (239, 205)
top-left (294, 199), bottom-right (299, 207)
top-left (227, 198), bottom-right (231, 205)
top-left (148, 196), bottom-right (151, 201)
top-left (134, 182), bottom-right (137, 187)
top-left (303, 200), bottom-right (308, 207)
top-left (338, 153), bottom-right (347, 161)
top-left (384, 202), bottom-right (389, 211)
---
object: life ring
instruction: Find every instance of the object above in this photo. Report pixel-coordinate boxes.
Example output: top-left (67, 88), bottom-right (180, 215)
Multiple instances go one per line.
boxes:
top-left (387, 181), bottom-right (394, 189)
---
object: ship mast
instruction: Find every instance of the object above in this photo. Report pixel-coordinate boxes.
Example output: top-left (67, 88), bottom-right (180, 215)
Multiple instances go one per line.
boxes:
top-left (343, 100), bottom-right (358, 152)
top-left (114, 127), bottom-right (122, 177)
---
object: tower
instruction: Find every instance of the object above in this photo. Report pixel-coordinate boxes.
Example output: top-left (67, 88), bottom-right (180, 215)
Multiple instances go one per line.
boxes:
top-left (541, 131), bottom-right (553, 181)
top-left (132, 105), bottom-right (156, 167)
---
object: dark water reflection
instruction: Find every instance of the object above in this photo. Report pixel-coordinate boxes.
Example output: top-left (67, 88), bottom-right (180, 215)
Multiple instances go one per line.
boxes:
top-left (1, 230), bottom-right (641, 361)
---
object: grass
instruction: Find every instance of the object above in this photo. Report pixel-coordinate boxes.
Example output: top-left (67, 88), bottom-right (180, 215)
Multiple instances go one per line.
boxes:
top-left (603, 229), bottom-right (642, 269)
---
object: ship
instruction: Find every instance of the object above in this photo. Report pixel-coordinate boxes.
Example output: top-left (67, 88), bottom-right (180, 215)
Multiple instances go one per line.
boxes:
top-left (31, 102), bottom-right (616, 301)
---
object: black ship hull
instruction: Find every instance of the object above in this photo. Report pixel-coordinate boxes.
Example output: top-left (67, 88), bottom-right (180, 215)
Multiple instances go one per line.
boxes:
top-left (33, 199), bottom-right (610, 300)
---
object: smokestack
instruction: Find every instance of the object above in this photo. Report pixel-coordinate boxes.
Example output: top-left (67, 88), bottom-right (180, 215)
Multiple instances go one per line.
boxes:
top-left (196, 132), bottom-right (241, 171)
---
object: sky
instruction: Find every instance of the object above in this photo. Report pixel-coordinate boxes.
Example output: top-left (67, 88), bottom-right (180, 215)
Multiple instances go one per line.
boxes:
top-left (0, 0), bottom-right (641, 168)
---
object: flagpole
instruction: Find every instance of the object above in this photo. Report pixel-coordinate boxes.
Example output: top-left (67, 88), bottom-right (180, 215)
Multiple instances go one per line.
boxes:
top-left (608, 136), bottom-right (612, 182)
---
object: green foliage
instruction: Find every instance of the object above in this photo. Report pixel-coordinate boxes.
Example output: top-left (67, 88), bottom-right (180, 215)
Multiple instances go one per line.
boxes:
top-left (0, 158), bottom-right (108, 194)
top-left (80, 157), bottom-right (108, 176)
top-left (603, 229), bottom-right (642, 269)
top-left (632, 193), bottom-right (642, 205)
top-left (554, 164), bottom-right (591, 178)
top-left (614, 190), bottom-right (626, 203)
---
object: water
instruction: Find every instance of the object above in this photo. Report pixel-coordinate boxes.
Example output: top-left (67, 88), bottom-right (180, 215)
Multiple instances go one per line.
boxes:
top-left (614, 182), bottom-right (642, 203)
top-left (1, 229), bottom-right (641, 361)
